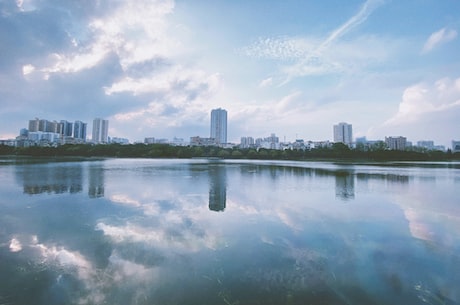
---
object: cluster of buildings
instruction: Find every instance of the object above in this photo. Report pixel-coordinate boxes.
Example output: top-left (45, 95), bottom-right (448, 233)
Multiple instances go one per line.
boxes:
top-left (1, 109), bottom-right (459, 153)
top-left (1, 117), bottom-right (113, 147)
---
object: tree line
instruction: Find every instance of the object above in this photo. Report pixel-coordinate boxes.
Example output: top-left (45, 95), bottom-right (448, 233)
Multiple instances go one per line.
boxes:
top-left (1, 142), bottom-right (459, 161)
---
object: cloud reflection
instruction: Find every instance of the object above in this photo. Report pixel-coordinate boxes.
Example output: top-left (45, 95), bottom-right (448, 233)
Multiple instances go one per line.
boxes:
top-left (3, 159), bottom-right (460, 304)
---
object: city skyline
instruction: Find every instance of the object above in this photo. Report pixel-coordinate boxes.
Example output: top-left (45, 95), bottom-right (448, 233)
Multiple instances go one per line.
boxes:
top-left (5, 115), bottom-right (455, 151)
top-left (0, 1), bottom-right (459, 147)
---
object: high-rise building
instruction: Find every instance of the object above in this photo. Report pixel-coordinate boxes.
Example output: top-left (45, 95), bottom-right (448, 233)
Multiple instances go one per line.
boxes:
top-left (28, 118), bottom-right (39, 132)
top-left (210, 108), bottom-right (227, 145)
top-left (59, 120), bottom-right (73, 137)
top-left (92, 118), bottom-right (109, 144)
top-left (38, 119), bottom-right (49, 132)
top-left (74, 121), bottom-right (87, 142)
top-left (333, 122), bottom-right (353, 145)
top-left (385, 136), bottom-right (407, 150)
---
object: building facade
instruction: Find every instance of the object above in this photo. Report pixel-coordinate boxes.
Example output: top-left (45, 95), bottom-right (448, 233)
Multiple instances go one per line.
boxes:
top-left (240, 136), bottom-right (254, 148)
top-left (210, 108), bottom-right (227, 145)
top-left (92, 118), bottom-right (109, 144)
top-left (73, 121), bottom-right (87, 142)
top-left (385, 136), bottom-right (407, 150)
top-left (28, 118), bottom-right (39, 132)
top-left (333, 122), bottom-right (353, 145)
top-left (59, 120), bottom-right (73, 137)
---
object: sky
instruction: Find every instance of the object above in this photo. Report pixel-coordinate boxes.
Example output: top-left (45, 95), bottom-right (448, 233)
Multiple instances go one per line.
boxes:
top-left (0, 0), bottom-right (459, 146)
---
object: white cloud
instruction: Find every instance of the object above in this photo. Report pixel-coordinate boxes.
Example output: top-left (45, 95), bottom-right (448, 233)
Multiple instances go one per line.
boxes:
top-left (22, 64), bottom-right (35, 75)
top-left (9, 238), bottom-right (22, 252)
top-left (384, 77), bottom-right (460, 126)
top-left (16, 0), bottom-right (36, 12)
top-left (104, 66), bottom-right (220, 96)
top-left (422, 28), bottom-right (457, 54)
top-left (258, 77), bottom-right (273, 88)
top-left (110, 194), bottom-right (141, 207)
top-left (363, 77), bottom-right (460, 145)
top-left (38, 0), bottom-right (177, 75)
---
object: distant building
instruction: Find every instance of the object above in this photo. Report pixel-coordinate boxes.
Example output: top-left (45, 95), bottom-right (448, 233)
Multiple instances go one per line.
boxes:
top-left (19, 128), bottom-right (29, 138)
top-left (333, 122), bottom-right (353, 146)
top-left (59, 120), bottom-right (73, 137)
top-left (170, 137), bottom-right (186, 146)
top-left (264, 133), bottom-right (280, 149)
top-left (39, 119), bottom-right (54, 132)
top-left (452, 141), bottom-right (460, 153)
top-left (417, 140), bottom-right (434, 150)
top-left (28, 131), bottom-right (60, 145)
top-left (73, 121), bottom-right (87, 142)
top-left (253, 134), bottom-right (281, 149)
top-left (144, 137), bottom-right (155, 144)
top-left (0, 139), bottom-right (16, 146)
top-left (92, 118), bottom-right (109, 144)
top-left (385, 136), bottom-right (407, 150)
top-left (190, 136), bottom-right (215, 146)
top-left (434, 145), bottom-right (446, 151)
top-left (111, 137), bottom-right (129, 144)
top-left (28, 118), bottom-right (58, 133)
top-left (210, 108), bottom-right (227, 145)
top-left (240, 136), bottom-right (254, 148)
top-left (28, 118), bottom-right (39, 132)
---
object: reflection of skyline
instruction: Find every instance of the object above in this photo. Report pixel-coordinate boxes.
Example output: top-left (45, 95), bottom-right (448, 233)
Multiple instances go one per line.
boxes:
top-left (4, 159), bottom-right (460, 304)
top-left (15, 162), bottom-right (106, 198)
top-left (18, 164), bottom-right (83, 195)
top-left (335, 172), bottom-right (355, 200)
top-left (88, 166), bottom-right (105, 198)
top-left (208, 164), bottom-right (227, 212)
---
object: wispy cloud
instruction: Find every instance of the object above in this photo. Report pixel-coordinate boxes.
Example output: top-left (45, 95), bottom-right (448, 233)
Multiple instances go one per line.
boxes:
top-left (241, 0), bottom-right (385, 84)
top-left (319, 0), bottom-right (385, 50)
top-left (258, 77), bottom-right (274, 88)
top-left (422, 27), bottom-right (457, 54)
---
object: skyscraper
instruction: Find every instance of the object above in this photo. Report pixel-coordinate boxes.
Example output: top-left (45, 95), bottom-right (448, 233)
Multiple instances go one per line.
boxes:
top-left (28, 118), bottom-right (39, 132)
top-left (210, 108), bottom-right (227, 145)
top-left (92, 118), bottom-right (109, 144)
top-left (74, 121), bottom-right (87, 142)
top-left (333, 122), bottom-right (353, 145)
top-left (59, 120), bottom-right (73, 137)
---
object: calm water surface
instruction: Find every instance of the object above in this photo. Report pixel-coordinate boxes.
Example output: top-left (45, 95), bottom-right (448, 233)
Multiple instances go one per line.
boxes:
top-left (0, 158), bottom-right (459, 305)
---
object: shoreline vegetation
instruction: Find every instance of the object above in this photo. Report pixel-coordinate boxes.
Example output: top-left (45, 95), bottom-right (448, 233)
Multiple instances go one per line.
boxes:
top-left (1, 143), bottom-right (459, 162)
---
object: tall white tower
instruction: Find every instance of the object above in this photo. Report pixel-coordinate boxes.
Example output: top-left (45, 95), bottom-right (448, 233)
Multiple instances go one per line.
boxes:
top-left (92, 118), bottom-right (109, 144)
top-left (210, 108), bottom-right (227, 145)
top-left (333, 122), bottom-right (353, 145)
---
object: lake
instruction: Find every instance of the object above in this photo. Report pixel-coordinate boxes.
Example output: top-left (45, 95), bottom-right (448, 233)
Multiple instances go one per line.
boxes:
top-left (0, 158), bottom-right (459, 305)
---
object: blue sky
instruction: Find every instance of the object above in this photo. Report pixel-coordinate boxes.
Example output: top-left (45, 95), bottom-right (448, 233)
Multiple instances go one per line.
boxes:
top-left (1, 0), bottom-right (459, 146)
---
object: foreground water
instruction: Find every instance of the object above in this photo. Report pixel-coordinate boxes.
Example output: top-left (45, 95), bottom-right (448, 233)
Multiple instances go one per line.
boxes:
top-left (0, 158), bottom-right (459, 305)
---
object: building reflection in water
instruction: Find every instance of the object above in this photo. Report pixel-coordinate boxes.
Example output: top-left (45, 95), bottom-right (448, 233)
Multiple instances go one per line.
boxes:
top-left (335, 171), bottom-right (355, 200)
top-left (208, 163), bottom-right (227, 211)
top-left (19, 164), bottom-right (83, 195)
top-left (88, 166), bottom-right (105, 198)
